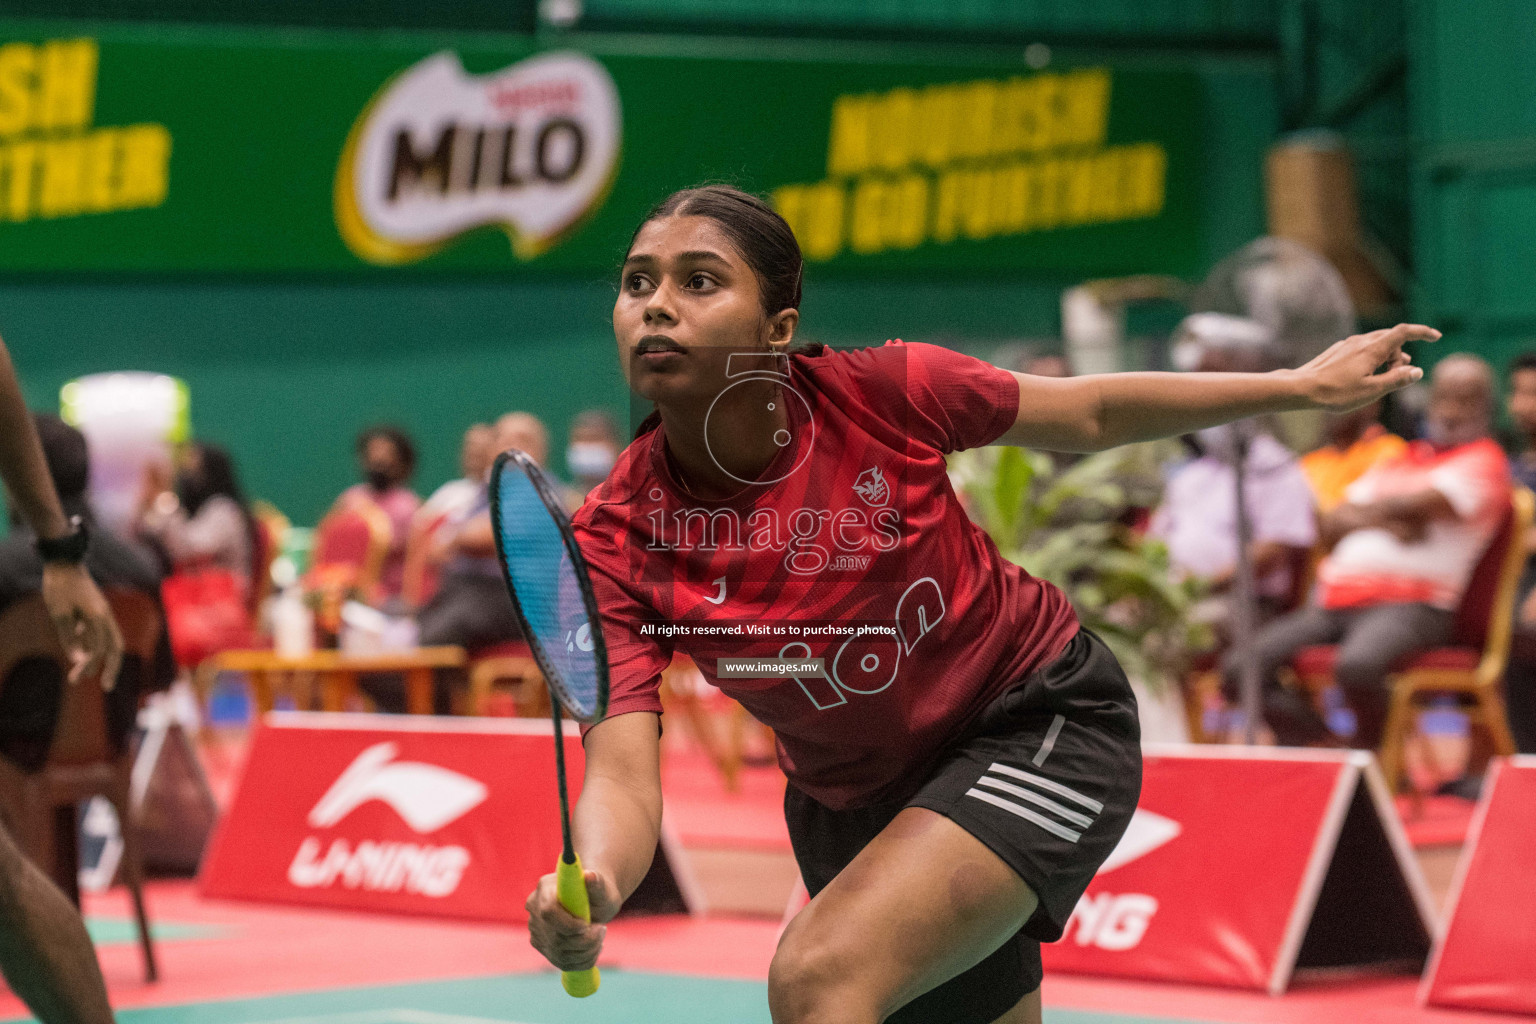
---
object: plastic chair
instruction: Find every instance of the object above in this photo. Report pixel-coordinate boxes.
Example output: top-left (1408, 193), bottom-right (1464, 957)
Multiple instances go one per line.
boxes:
top-left (0, 591), bottom-right (160, 982)
top-left (307, 505), bottom-right (391, 635)
top-left (399, 507), bottom-right (451, 611)
top-left (311, 505), bottom-right (390, 592)
top-left (1292, 486), bottom-right (1533, 790)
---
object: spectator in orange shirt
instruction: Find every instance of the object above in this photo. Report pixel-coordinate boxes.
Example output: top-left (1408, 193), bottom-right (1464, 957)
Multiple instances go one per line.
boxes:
top-left (1299, 401), bottom-right (1407, 512)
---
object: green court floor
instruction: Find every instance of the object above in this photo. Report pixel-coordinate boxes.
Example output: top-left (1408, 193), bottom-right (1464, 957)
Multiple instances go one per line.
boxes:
top-left (0, 972), bottom-right (1195, 1024)
top-left (84, 917), bottom-right (226, 946)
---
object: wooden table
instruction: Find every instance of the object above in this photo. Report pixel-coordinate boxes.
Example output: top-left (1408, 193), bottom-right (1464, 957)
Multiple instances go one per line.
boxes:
top-left (195, 647), bottom-right (467, 716)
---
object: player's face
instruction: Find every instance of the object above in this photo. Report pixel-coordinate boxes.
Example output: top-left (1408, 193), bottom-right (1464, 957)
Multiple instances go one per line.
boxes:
top-left (615, 215), bottom-right (788, 407)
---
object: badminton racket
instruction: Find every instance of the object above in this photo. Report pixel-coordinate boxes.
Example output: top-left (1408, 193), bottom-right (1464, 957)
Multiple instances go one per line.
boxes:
top-left (489, 448), bottom-right (610, 998)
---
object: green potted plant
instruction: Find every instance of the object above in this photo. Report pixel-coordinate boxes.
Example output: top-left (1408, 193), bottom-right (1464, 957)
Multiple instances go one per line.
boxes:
top-left (948, 442), bottom-right (1213, 716)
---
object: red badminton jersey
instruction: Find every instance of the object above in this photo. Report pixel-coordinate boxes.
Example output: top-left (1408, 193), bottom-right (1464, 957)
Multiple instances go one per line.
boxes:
top-left (573, 341), bottom-right (1080, 809)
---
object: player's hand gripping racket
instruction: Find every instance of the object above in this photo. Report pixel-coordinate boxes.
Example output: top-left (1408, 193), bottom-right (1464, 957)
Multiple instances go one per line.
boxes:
top-left (489, 449), bottom-right (610, 998)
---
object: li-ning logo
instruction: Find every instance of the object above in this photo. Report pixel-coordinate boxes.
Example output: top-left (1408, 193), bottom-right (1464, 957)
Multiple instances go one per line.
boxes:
top-left (335, 51), bottom-right (621, 265)
top-left (852, 467), bottom-right (889, 507)
top-left (1096, 808), bottom-right (1180, 873)
top-left (1061, 809), bottom-right (1181, 952)
top-left (289, 743), bottom-right (487, 898)
top-left (307, 742), bottom-right (488, 833)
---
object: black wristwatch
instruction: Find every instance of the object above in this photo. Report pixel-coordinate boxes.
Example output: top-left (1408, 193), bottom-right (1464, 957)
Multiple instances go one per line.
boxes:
top-left (35, 515), bottom-right (89, 565)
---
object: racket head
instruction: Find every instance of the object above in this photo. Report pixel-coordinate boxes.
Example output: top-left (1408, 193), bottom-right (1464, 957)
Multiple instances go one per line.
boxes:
top-left (489, 449), bottom-right (610, 723)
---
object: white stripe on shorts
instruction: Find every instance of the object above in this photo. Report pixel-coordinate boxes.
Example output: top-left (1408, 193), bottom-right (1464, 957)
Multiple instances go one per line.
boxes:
top-left (964, 788), bottom-right (1082, 843)
top-left (988, 762), bottom-right (1104, 813)
top-left (975, 776), bottom-right (1095, 829)
top-left (1032, 714), bottom-right (1066, 766)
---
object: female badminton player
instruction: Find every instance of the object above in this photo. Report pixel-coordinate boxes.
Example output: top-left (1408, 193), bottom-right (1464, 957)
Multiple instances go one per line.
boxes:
top-left (525, 185), bottom-right (1434, 1024)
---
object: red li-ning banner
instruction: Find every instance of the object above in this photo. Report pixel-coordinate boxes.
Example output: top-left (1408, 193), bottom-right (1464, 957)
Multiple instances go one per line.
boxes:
top-left (200, 713), bottom-right (582, 922)
top-left (1421, 755), bottom-right (1536, 1015)
top-left (1042, 747), bottom-right (1436, 994)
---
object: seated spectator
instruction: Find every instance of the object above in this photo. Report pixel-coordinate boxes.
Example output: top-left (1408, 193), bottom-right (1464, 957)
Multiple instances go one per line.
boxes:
top-left (398, 423), bottom-right (494, 611)
top-left (0, 415), bottom-right (174, 769)
top-left (1223, 355), bottom-right (1510, 748)
top-left (1508, 353), bottom-right (1536, 494)
top-left (1150, 418), bottom-right (1317, 632)
top-left (382, 413), bottom-right (544, 713)
top-left (137, 441), bottom-right (260, 666)
top-left (1299, 401), bottom-right (1408, 512)
top-left (1153, 314), bottom-right (1317, 632)
top-left (1499, 353), bottom-right (1536, 752)
top-left (564, 409), bottom-right (621, 502)
top-left (138, 441), bottom-right (256, 588)
top-left (420, 423), bottom-right (495, 526)
top-left (331, 425), bottom-right (420, 603)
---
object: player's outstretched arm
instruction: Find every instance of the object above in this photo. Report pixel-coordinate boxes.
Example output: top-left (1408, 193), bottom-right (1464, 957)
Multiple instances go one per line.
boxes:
top-left (995, 323), bottom-right (1438, 453)
top-left (526, 712), bottom-right (662, 973)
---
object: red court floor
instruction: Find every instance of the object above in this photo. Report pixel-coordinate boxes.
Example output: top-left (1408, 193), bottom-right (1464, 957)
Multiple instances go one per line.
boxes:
top-left (0, 731), bottom-right (1512, 1024)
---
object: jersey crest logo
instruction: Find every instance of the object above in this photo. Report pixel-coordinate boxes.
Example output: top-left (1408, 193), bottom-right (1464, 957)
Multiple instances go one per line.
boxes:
top-left (852, 466), bottom-right (890, 507)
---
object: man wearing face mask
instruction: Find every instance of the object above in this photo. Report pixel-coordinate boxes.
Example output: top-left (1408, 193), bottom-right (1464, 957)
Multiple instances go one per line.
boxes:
top-left (564, 409), bottom-right (621, 505)
top-left (1225, 354), bottom-right (1510, 748)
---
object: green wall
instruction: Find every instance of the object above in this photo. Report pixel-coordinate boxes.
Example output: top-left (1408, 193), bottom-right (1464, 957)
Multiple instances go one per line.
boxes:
top-left (0, 273), bottom-right (1078, 526)
top-left (0, 22), bottom-right (1283, 527)
top-left (1408, 0), bottom-right (1536, 372)
top-left (0, 279), bottom-right (626, 525)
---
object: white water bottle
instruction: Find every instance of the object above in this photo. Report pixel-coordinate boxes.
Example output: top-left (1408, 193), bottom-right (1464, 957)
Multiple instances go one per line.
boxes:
top-left (271, 585), bottom-right (313, 658)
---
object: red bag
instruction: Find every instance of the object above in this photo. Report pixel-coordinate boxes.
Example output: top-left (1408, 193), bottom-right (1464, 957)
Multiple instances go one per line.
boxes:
top-left (160, 568), bottom-right (254, 668)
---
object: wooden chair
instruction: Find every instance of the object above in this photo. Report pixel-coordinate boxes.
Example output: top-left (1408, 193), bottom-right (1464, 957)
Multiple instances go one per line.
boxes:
top-left (467, 648), bottom-right (757, 788)
top-left (1292, 486), bottom-right (1533, 790)
top-left (466, 641), bottom-right (549, 717)
top-left (0, 591), bottom-right (160, 982)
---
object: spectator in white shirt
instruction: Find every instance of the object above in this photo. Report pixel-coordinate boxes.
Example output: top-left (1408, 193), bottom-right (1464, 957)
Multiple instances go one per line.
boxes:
top-left (1223, 354), bottom-right (1510, 747)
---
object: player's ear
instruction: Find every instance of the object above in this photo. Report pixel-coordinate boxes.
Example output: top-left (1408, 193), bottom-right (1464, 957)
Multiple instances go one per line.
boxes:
top-left (766, 308), bottom-right (799, 351)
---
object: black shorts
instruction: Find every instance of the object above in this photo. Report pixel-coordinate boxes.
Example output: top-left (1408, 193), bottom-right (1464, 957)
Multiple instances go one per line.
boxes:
top-left (783, 628), bottom-right (1142, 1024)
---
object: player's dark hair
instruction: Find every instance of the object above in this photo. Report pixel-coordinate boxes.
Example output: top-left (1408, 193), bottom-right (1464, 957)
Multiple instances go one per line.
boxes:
top-left (1511, 352), bottom-right (1536, 377)
top-left (629, 185), bottom-right (823, 439)
top-left (355, 424), bottom-right (417, 478)
top-left (634, 184), bottom-right (804, 318)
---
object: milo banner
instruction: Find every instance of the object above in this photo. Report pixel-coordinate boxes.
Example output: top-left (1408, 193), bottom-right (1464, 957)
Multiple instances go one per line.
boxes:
top-left (0, 23), bottom-right (1200, 274)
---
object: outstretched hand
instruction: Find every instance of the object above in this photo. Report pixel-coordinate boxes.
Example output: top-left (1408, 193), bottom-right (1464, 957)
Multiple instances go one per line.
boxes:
top-left (40, 563), bottom-right (123, 690)
top-left (1299, 323), bottom-right (1440, 412)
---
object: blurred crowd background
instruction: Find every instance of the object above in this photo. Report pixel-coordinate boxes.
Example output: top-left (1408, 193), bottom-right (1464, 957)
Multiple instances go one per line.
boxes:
top-left (0, 0), bottom-right (1532, 800)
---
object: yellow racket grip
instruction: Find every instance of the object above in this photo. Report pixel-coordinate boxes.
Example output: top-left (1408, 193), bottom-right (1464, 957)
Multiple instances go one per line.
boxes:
top-left (556, 853), bottom-right (600, 997)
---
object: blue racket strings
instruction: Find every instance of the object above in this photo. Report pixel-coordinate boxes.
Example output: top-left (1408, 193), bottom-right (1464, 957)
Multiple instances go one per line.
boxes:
top-left (493, 459), bottom-right (606, 721)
